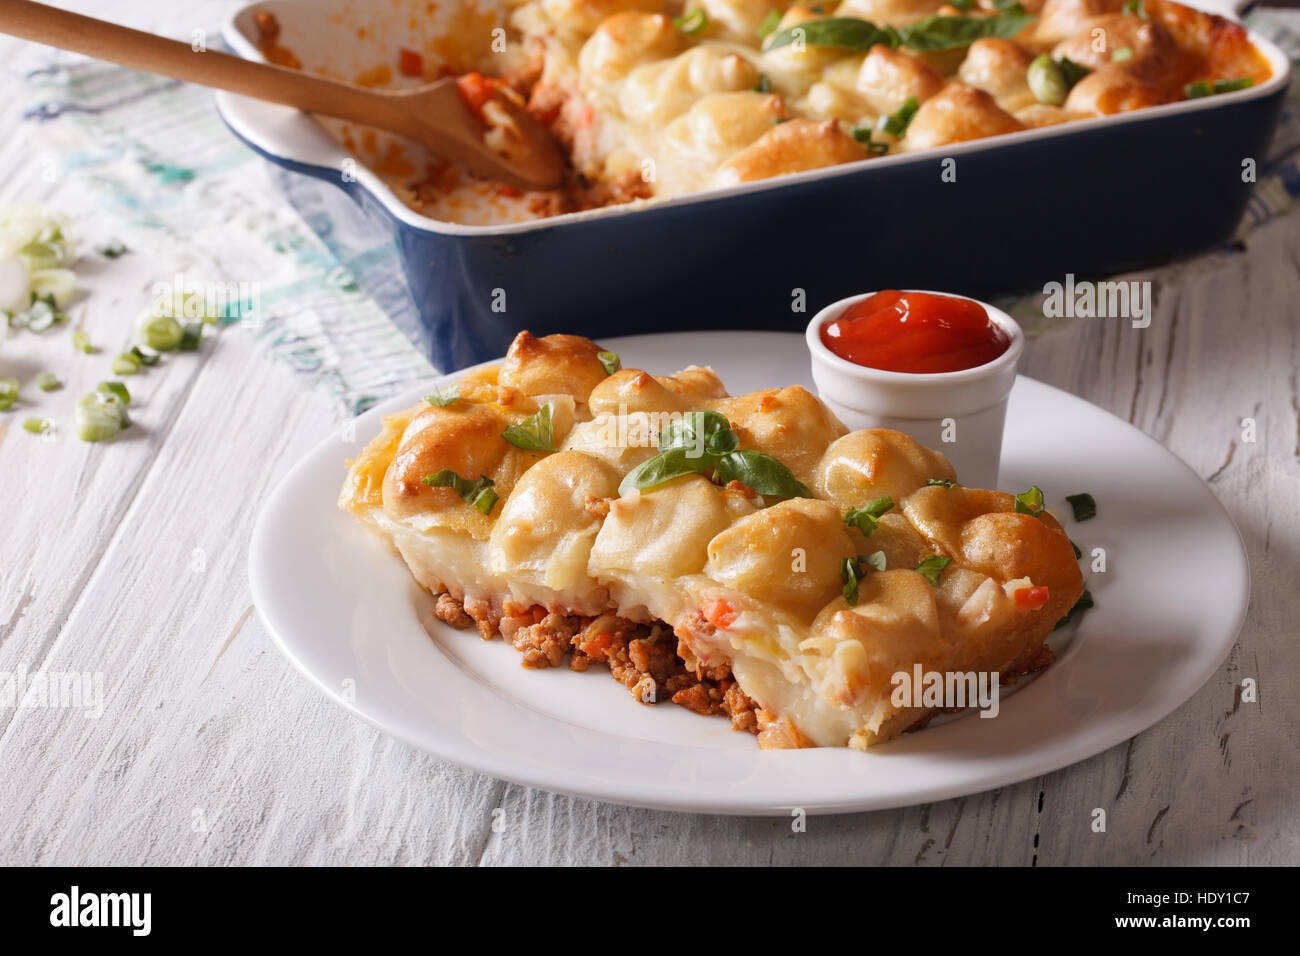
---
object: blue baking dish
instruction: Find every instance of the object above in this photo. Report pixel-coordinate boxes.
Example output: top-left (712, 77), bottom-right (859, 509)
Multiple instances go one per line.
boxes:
top-left (218, 0), bottom-right (1291, 371)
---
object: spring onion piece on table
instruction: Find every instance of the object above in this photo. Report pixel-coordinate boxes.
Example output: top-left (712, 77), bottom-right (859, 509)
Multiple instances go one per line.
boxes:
top-left (130, 345), bottom-right (159, 366)
top-left (72, 329), bottom-right (94, 354)
top-left (0, 377), bottom-right (18, 410)
top-left (36, 372), bottom-right (61, 391)
top-left (136, 311), bottom-right (184, 351)
top-left (112, 352), bottom-right (142, 376)
top-left (98, 381), bottom-right (131, 405)
top-left (23, 417), bottom-right (53, 435)
top-left (178, 322), bottom-right (203, 351)
top-left (75, 389), bottom-right (129, 442)
top-left (1065, 492), bottom-right (1096, 521)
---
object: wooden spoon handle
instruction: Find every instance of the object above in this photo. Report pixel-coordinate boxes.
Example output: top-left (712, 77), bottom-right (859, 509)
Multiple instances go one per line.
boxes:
top-left (0, 0), bottom-right (411, 133)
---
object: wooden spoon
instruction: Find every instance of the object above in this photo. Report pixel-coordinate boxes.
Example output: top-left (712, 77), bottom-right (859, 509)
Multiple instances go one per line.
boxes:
top-left (0, 0), bottom-right (568, 190)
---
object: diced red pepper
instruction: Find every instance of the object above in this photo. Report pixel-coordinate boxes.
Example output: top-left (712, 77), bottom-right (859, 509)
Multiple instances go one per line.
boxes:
top-left (701, 599), bottom-right (736, 630)
top-left (1014, 586), bottom-right (1050, 610)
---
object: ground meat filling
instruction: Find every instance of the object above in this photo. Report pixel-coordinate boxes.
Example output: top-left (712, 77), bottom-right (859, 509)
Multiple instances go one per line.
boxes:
top-left (434, 593), bottom-right (760, 735)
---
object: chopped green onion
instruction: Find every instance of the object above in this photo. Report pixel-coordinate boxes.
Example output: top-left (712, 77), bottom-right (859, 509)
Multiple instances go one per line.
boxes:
top-left (1014, 485), bottom-right (1045, 517)
top-left (672, 7), bottom-right (708, 34)
top-left (29, 268), bottom-right (76, 307)
top-left (845, 495), bottom-right (894, 536)
top-left (23, 297), bottom-right (60, 333)
top-left (914, 554), bottom-right (952, 586)
top-left (35, 371), bottom-right (61, 391)
top-left (421, 469), bottom-right (498, 515)
top-left (1185, 80), bottom-right (1213, 99)
top-left (1214, 77), bottom-right (1253, 94)
top-left (1053, 590), bottom-right (1095, 630)
top-left (0, 377), bottom-right (18, 410)
top-left (757, 9), bottom-right (781, 37)
top-left (75, 390), bottom-right (129, 442)
top-left (178, 322), bottom-right (203, 351)
top-left (1065, 492), bottom-right (1096, 522)
top-left (98, 239), bottom-right (128, 258)
top-left (112, 351), bottom-right (141, 376)
top-left (926, 478), bottom-right (955, 488)
top-left (130, 345), bottom-right (159, 366)
top-left (424, 386), bottom-right (460, 408)
top-left (862, 550), bottom-right (887, 572)
top-left (1111, 46), bottom-right (1133, 62)
top-left (1122, 0), bottom-right (1147, 18)
top-left (501, 403), bottom-right (556, 452)
top-left (72, 329), bottom-right (94, 354)
top-left (22, 417), bottom-right (52, 435)
top-left (98, 381), bottom-right (131, 405)
top-left (597, 351), bottom-right (621, 375)
top-left (137, 311), bottom-right (183, 351)
top-left (879, 96), bottom-right (919, 137)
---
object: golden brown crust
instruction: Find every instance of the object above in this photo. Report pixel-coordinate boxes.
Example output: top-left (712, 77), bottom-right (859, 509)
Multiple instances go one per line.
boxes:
top-left (904, 83), bottom-right (1026, 152)
top-left (499, 331), bottom-right (612, 404)
top-left (715, 118), bottom-right (868, 186)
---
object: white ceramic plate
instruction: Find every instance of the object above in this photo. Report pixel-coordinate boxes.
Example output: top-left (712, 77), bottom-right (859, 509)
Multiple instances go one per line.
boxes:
top-left (249, 332), bottom-right (1249, 815)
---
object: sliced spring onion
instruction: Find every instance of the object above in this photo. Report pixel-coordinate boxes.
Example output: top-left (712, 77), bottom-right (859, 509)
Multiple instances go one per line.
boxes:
top-left (1014, 485), bottom-right (1045, 517)
top-left (178, 322), bottom-right (203, 351)
top-left (98, 381), bottom-right (131, 405)
top-left (862, 550), bottom-right (887, 572)
top-left (1185, 80), bottom-right (1213, 98)
top-left (1111, 46), bottom-right (1133, 62)
top-left (137, 311), bottom-right (183, 351)
top-left (914, 554), bottom-right (952, 586)
top-left (75, 390), bottom-right (129, 442)
top-left (1065, 492), bottom-right (1096, 522)
top-left (598, 351), bottom-right (621, 375)
top-left (501, 403), bottom-right (556, 452)
top-left (36, 371), bottom-right (61, 391)
top-left (1122, 0), bottom-right (1147, 18)
top-left (72, 329), bottom-right (94, 354)
top-left (23, 297), bottom-right (59, 332)
top-left (672, 7), bottom-right (708, 34)
top-left (1213, 77), bottom-right (1253, 94)
top-left (879, 97), bottom-right (919, 137)
top-left (23, 416), bottom-right (52, 435)
top-left (926, 478), bottom-right (955, 488)
top-left (29, 268), bottom-right (76, 306)
top-left (112, 352), bottom-right (142, 376)
top-left (98, 239), bottom-right (128, 258)
top-left (0, 376), bottom-right (18, 410)
top-left (130, 345), bottom-right (159, 366)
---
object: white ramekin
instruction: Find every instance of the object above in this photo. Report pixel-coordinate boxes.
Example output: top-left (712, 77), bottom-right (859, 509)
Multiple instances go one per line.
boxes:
top-left (806, 291), bottom-right (1024, 491)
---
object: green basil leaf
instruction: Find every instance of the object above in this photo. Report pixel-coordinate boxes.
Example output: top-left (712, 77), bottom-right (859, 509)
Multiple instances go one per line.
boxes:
top-left (598, 351), bottom-right (620, 375)
top-left (1053, 589), bottom-right (1094, 630)
top-left (1058, 56), bottom-right (1091, 86)
top-left (841, 557), bottom-right (865, 606)
top-left (501, 403), bottom-right (556, 452)
top-left (926, 478), bottom-right (955, 488)
top-left (898, 13), bottom-right (1034, 51)
top-left (618, 447), bottom-right (713, 497)
top-left (714, 450), bottom-right (812, 499)
top-left (422, 469), bottom-right (498, 514)
top-left (862, 550), bottom-right (887, 572)
top-left (658, 410), bottom-right (737, 459)
top-left (757, 9), bottom-right (781, 37)
top-left (1065, 492), bottom-right (1096, 522)
top-left (673, 7), bottom-right (708, 34)
top-left (765, 17), bottom-right (901, 53)
top-left (845, 495), bottom-right (894, 536)
top-left (914, 554), bottom-right (952, 586)
top-left (425, 386), bottom-right (460, 408)
top-left (1014, 485), bottom-right (1045, 517)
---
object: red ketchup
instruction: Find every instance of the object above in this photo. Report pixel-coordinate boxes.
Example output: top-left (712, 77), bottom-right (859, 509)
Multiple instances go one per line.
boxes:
top-left (820, 290), bottom-right (1011, 374)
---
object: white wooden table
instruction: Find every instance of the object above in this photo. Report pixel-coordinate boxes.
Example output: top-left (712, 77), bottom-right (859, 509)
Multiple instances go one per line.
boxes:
top-left (1, 0), bottom-right (1297, 866)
